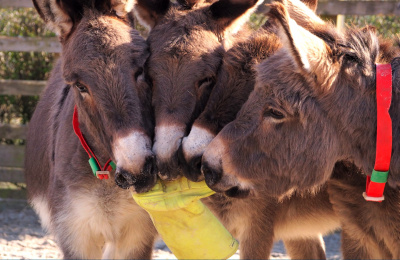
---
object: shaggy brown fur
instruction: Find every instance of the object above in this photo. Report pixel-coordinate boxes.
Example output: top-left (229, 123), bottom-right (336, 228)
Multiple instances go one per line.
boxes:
top-left (201, 1), bottom-right (400, 258)
top-left (132, 0), bottom-right (340, 258)
top-left (181, 24), bottom-right (281, 180)
top-left (183, 22), bottom-right (339, 260)
top-left (135, 0), bottom-right (261, 181)
top-left (25, 1), bottom-right (157, 258)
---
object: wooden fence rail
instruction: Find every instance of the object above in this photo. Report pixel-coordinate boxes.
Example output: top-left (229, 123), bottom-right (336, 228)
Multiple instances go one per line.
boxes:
top-left (0, 79), bottom-right (46, 96)
top-left (0, 36), bottom-right (60, 53)
top-left (1, 0), bottom-right (400, 184)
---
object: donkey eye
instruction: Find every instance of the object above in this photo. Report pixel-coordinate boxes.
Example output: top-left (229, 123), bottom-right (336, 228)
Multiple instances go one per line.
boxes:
top-left (73, 82), bottom-right (88, 93)
top-left (134, 68), bottom-right (144, 81)
top-left (264, 109), bottom-right (285, 120)
top-left (198, 77), bottom-right (214, 89)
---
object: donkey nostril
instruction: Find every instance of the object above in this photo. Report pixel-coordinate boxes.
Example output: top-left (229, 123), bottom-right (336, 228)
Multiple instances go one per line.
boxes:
top-left (115, 169), bottom-right (136, 189)
top-left (143, 156), bottom-right (156, 175)
top-left (192, 155), bottom-right (202, 171)
top-left (115, 173), bottom-right (130, 189)
top-left (201, 162), bottom-right (222, 188)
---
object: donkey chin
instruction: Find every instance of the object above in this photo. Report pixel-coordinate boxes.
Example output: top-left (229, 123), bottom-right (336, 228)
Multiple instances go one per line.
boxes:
top-left (201, 162), bottom-right (251, 199)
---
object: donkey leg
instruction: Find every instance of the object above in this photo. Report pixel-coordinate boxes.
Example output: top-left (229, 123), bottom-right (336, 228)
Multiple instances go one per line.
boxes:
top-left (283, 235), bottom-right (326, 260)
top-left (52, 208), bottom-right (103, 259)
top-left (117, 236), bottom-right (155, 259)
top-left (56, 229), bottom-right (103, 259)
top-left (340, 229), bottom-right (390, 260)
top-left (239, 231), bottom-right (275, 259)
top-left (114, 209), bottom-right (158, 259)
top-left (102, 242), bottom-right (116, 259)
top-left (235, 209), bottom-right (275, 259)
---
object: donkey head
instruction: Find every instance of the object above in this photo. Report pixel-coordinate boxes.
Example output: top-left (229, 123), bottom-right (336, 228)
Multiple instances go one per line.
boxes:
top-left (134, 0), bottom-right (263, 181)
top-left (201, 2), bottom-right (400, 197)
top-left (34, 0), bottom-right (156, 192)
top-left (181, 0), bottom-right (321, 183)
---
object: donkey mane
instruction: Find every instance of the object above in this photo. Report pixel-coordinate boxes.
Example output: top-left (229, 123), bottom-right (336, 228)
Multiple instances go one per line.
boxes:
top-left (225, 28), bottom-right (281, 75)
top-left (315, 24), bottom-right (400, 75)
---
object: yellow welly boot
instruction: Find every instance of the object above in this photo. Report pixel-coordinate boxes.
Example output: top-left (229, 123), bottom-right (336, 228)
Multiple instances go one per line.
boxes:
top-left (131, 177), bottom-right (238, 259)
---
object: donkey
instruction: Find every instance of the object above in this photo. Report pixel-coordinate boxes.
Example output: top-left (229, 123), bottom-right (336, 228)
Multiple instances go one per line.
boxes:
top-left (201, 1), bottom-right (400, 258)
top-left (133, 0), bottom-right (339, 259)
top-left (133, 0), bottom-right (261, 182)
top-left (178, 0), bottom-right (344, 256)
top-left (25, 0), bottom-right (157, 258)
top-left (181, 0), bottom-right (321, 179)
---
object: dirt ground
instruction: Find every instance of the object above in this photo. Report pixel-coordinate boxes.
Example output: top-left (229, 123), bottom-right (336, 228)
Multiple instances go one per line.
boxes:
top-left (0, 198), bottom-right (341, 259)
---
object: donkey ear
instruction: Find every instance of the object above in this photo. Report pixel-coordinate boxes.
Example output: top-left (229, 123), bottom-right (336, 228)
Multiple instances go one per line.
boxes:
top-left (133, 0), bottom-right (170, 30)
top-left (177, 0), bottom-right (217, 9)
top-left (33, 0), bottom-right (87, 39)
top-left (299, 0), bottom-right (318, 12)
top-left (275, 0), bottom-right (324, 32)
top-left (108, 0), bottom-right (136, 17)
top-left (269, 2), bottom-right (338, 89)
top-left (209, 0), bottom-right (263, 35)
top-left (177, 0), bottom-right (198, 9)
top-left (177, 0), bottom-right (207, 9)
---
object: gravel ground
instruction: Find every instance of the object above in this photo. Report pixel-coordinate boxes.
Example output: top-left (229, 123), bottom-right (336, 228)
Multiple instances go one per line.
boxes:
top-left (0, 198), bottom-right (341, 259)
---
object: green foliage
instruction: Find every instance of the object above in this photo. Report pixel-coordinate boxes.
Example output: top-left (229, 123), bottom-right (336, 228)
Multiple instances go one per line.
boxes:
top-left (0, 8), bottom-right (56, 111)
top-left (346, 15), bottom-right (400, 39)
top-left (248, 13), bottom-right (268, 30)
top-left (248, 13), bottom-right (400, 39)
top-left (0, 8), bottom-right (57, 144)
top-left (0, 8), bottom-right (55, 37)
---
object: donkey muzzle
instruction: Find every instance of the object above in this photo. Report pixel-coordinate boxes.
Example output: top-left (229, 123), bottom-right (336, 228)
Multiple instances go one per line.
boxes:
top-left (115, 156), bottom-right (157, 193)
top-left (201, 162), bottom-right (223, 190)
top-left (201, 162), bottom-right (250, 198)
top-left (178, 144), bottom-right (204, 182)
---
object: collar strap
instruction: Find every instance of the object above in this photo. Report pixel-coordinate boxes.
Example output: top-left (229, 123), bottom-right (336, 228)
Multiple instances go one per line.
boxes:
top-left (363, 63), bottom-right (392, 202)
top-left (72, 106), bottom-right (116, 179)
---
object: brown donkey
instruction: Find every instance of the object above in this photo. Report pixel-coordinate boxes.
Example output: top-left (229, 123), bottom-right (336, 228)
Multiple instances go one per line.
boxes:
top-left (179, 0), bottom-right (342, 258)
top-left (182, 0), bottom-right (321, 179)
top-left (25, 0), bottom-right (157, 258)
top-left (134, 0), bottom-right (262, 181)
top-left (134, 0), bottom-right (338, 258)
top-left (202, 1), bottom-right (400, 258)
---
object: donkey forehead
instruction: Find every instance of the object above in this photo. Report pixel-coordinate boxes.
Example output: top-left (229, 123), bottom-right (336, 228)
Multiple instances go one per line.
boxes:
top-left (67, 17), bottom-right (144, 62)
top-left (149, 29), bottom-right (220, 60)
top-left (148, 7), bottom-right (220, 56)
top-left (257, 51), bottom-right (307, 91)
top-left (254, 55), bottom-right (315, 110)
top-left (63, 18), bottom-right (147, 78)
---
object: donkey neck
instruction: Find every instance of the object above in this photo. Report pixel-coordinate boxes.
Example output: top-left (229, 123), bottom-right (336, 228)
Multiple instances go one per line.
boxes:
top-left (330, 60), bottom-right (400, 184)
top-left (387, 59), bottom-right (400, 185)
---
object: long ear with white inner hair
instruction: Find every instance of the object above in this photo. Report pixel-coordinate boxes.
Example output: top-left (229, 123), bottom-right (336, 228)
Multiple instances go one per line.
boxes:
top-left (33, 0), bottom-right (131, 41)
top-left (275, 0), bottom-right (325, 32)
top-left (268, 2), bottom-right (339, 91)
top-left (133, 0), bottom-right (170, 30)
top-left (32, 0), bottom-right (87, 40)
top-left (209, 0), bottom-right (264, 36)
top-left (109, 0), bottom-right (135, 17)
top-left (299, 0), bottom-right (318, 12)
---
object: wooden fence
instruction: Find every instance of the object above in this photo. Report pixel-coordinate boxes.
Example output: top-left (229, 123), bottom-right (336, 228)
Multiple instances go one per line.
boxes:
top-left (1, 0), bottom-right (400, 183)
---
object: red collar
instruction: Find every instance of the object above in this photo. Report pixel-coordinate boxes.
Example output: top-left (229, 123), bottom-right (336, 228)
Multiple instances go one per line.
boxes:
top-left (72, 106), bottom-right (115, 179)
top-left (363, 63), bottom-right (392, 202)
